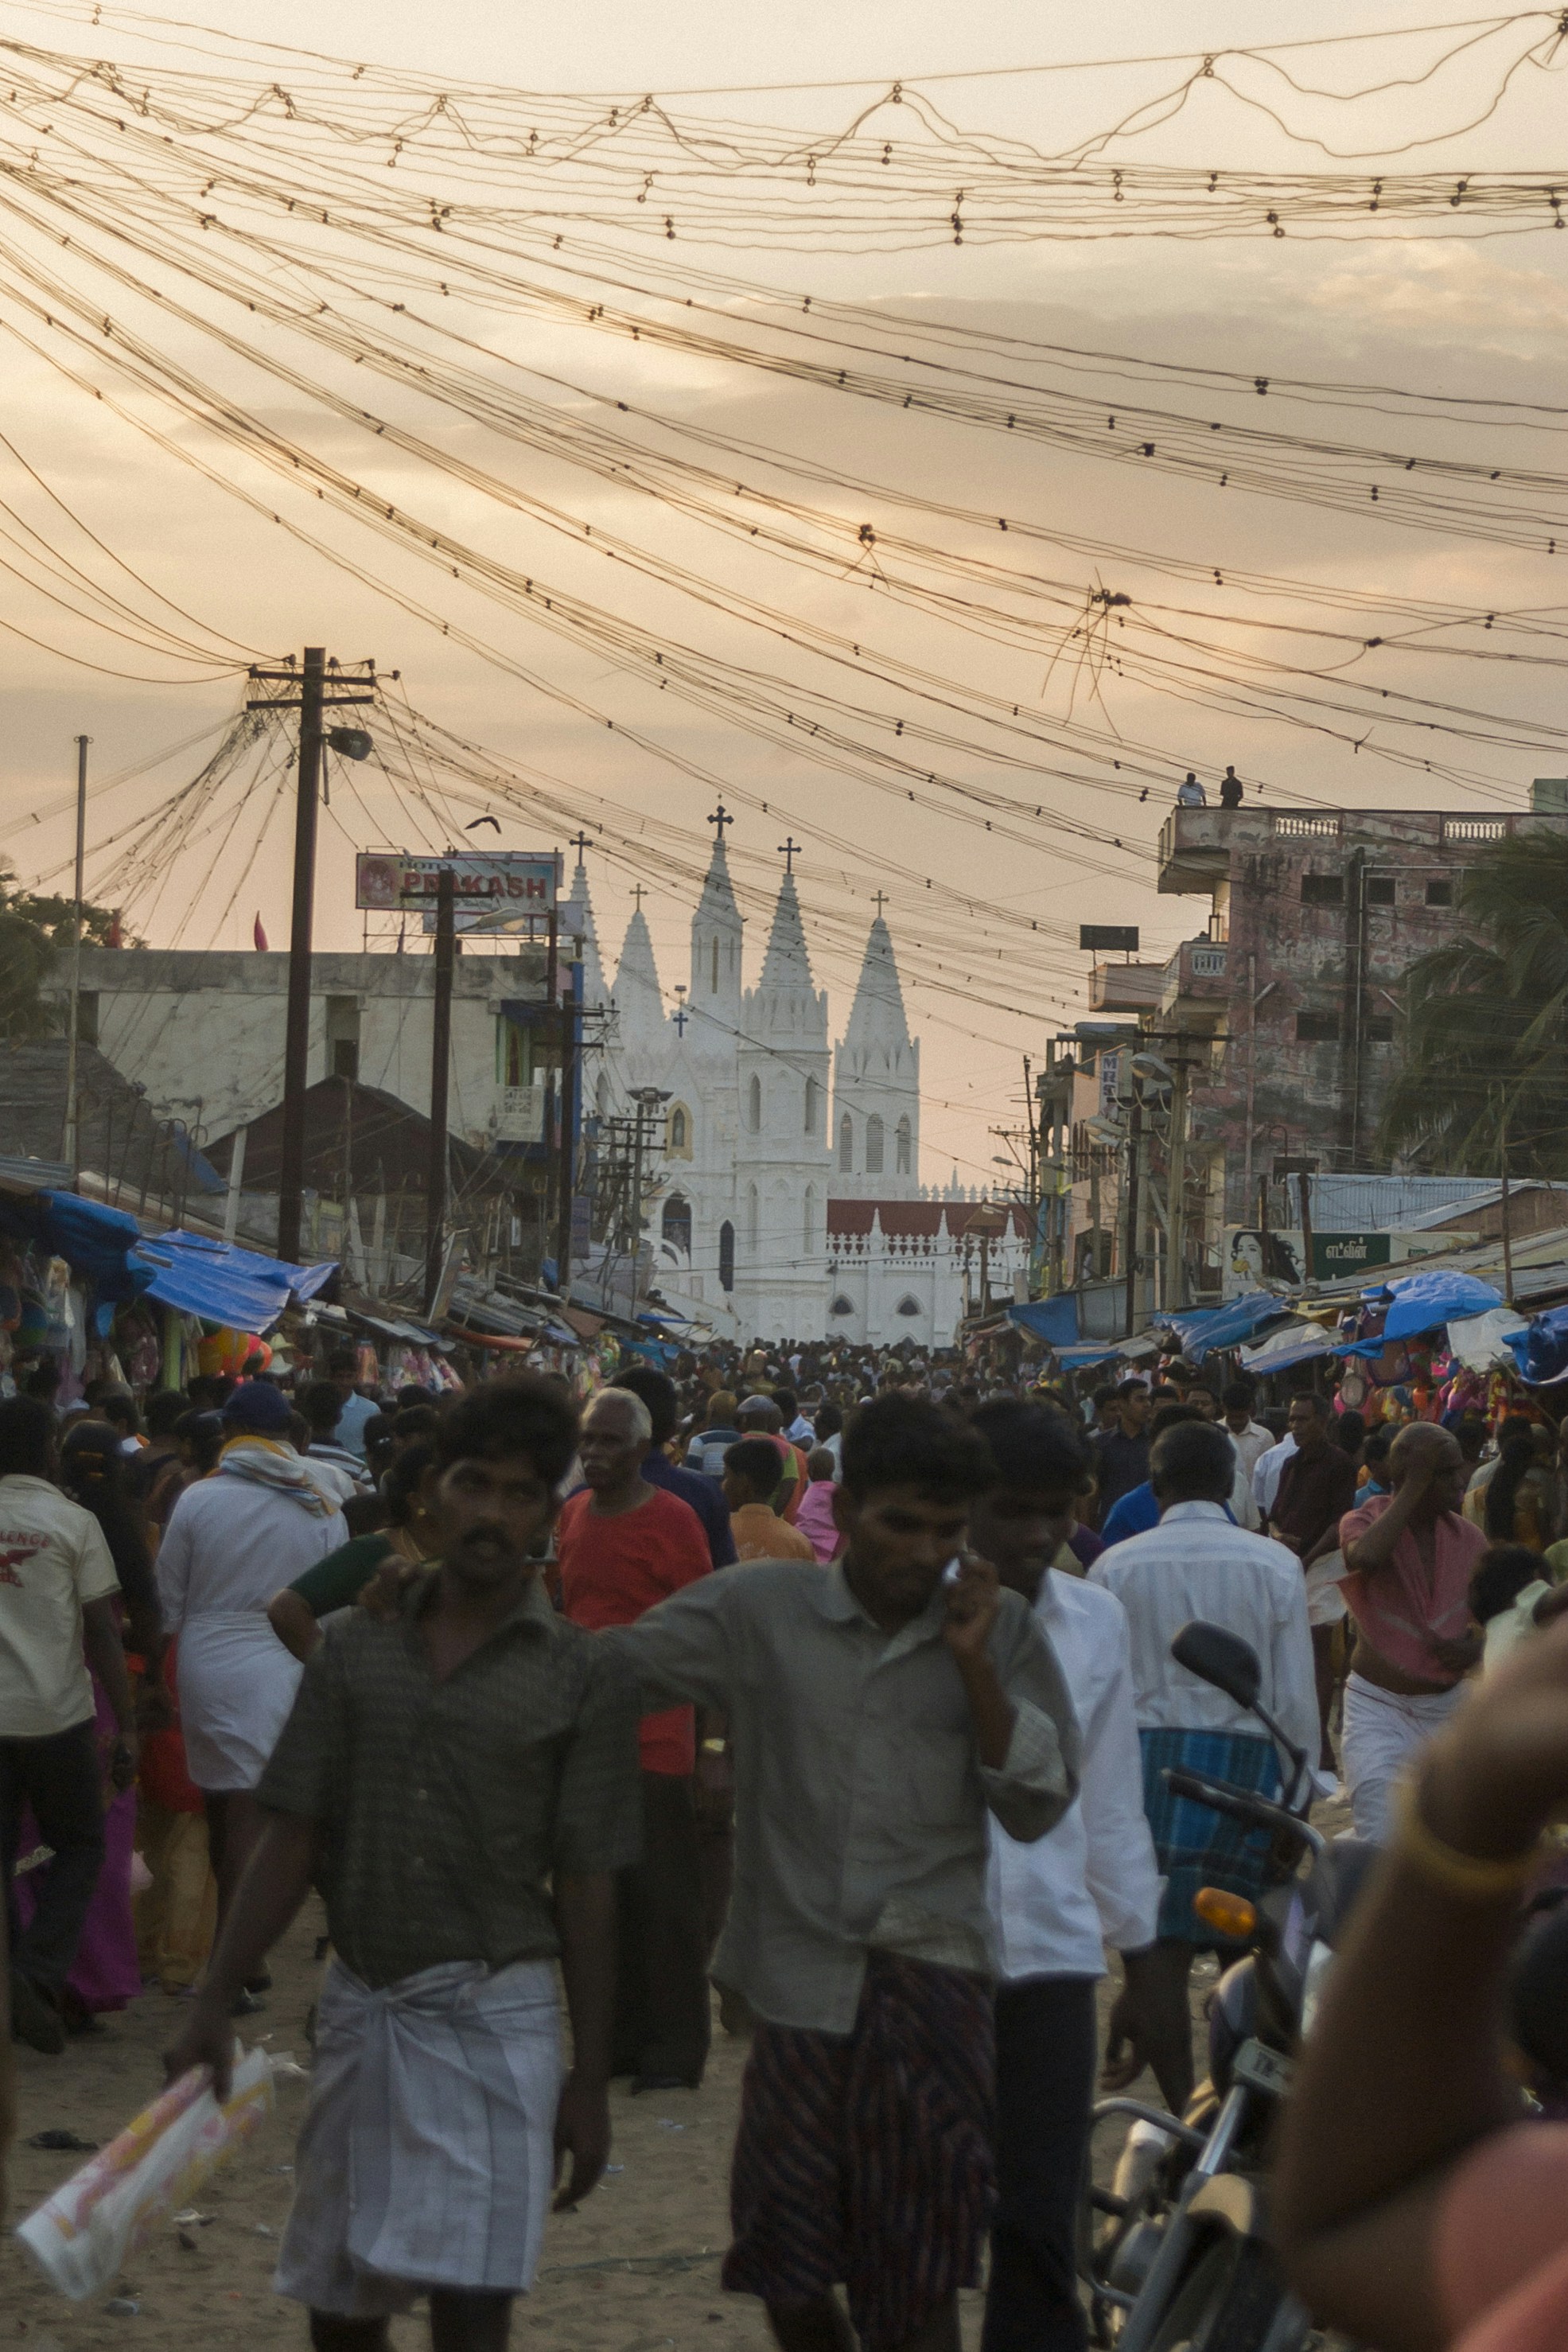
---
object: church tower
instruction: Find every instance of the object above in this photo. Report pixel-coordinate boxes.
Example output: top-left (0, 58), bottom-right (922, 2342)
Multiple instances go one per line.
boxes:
top-left (566, 849), bottom-right (609, 1022)
top-left (831, 908), bottom-right (920, 1201)
top-left (610, 890), bottom-right (665, 1059)
top-left (687, 808), bottom-right (744, 1054)
top-left (733, 852), bottom-right (831, 1340)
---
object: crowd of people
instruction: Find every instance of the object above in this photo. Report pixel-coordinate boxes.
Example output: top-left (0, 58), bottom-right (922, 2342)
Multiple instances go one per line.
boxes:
top-left (3, 1328), bottom-right (1568, 2349)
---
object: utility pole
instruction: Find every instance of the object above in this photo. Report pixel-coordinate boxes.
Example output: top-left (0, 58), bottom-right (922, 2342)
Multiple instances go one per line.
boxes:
top-left (1123, 1090), bottom-right (1142, 1339)
top-left (554, 962), bottom-right (578, 1299)
top-left (425, 866), bottom-right (455, 1315)
top-left (246, 650), bottom-right (375, 1264)
top-left (1499, 1092), bottom-right (1515, 1305)
top-left (1165, 1053), bottom-right (1190, 1314)
top-left (62, 734), bottom-right (89, 1185)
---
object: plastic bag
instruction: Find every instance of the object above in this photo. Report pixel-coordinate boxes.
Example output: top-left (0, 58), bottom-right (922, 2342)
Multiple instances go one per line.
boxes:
top-left (16, 2046), bottom-right (274, 2300)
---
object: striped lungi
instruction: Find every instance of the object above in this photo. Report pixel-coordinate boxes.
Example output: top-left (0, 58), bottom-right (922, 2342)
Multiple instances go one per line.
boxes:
top-left (723, 1951), bottom-right (994, 2351)
top-left (275, 1956), bottom-right (562, 2319)
top-left (1138, 1727), bottom-right (1282, 1944)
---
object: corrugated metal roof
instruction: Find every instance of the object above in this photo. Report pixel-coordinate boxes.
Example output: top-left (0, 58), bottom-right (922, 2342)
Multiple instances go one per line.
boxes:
top-left (1304, 1174), bottom-right (1496, 1229)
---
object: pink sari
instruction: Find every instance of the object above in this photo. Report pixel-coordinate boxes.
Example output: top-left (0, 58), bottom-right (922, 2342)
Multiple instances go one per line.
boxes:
top-left (15, 1665), bottom-right (142, 2015)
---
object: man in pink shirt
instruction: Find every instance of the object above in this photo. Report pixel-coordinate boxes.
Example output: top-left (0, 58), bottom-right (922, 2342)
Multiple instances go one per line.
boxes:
top-left (1336, 1423), bottom-right (1486, 1841)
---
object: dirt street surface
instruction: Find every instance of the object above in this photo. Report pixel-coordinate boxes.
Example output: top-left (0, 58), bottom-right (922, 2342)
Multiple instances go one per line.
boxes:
top-left (8, 1810), bottom-right (1352, 2352)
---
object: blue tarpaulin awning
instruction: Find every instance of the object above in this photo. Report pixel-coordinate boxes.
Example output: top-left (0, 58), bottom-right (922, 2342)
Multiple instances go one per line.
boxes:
top-left (1175, 1291), bottom-right (1294, 1363)
top-left (129, 1231), bottom-right (337, 1331)
top-left (1052, 1340), bottom-right (1124, 1368)
top-left (1506, 1304), bottom-right (1568, 1387)
top-left (0, 1189), bottom-right (146, 1299)
top-left (1007, 1295), bottom-right (1080, 1347)
top-left (1376, 1269), bottom-right (1503, 1343)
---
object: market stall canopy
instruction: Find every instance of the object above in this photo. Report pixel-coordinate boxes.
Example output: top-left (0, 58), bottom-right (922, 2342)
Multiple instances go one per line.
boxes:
top-left (1505, 1305), bottom-right (1568, 1388)
top-left (1167, 1291), bottom-right (1294, 1363)
top-left (129, 1231), bottom-right (337, 1329)
top-left (1446, 1307), bottom-right (1529, 1373)
top-left (1372, 1269), bottom-right (1503, 1343)
top-left (0, 1187), bottom-right (146, 1297)
top-left (1007, 1295), bottom-right (1080, 1347)
top-left (1237, 1320), bottom-right (1335, 1377)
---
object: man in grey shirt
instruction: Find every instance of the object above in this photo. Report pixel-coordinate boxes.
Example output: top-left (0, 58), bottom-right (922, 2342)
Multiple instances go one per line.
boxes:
top-left (611, 1395), bottom-right (1079, 2352)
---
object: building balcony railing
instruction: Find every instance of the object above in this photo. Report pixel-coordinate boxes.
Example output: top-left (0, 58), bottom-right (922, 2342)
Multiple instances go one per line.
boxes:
top-left (1161, 938), bottom-right (1230, 1015)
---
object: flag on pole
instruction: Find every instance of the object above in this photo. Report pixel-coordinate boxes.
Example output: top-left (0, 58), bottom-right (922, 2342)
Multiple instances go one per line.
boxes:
top-left (253, 913), bottom-right (269, 952)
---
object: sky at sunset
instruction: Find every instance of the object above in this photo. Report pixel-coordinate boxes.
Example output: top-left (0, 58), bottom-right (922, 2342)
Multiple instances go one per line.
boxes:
top-left (3, 1), bottom-right (1567, 1186)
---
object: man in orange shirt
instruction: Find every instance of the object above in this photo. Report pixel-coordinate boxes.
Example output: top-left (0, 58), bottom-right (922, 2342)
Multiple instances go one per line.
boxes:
top-left (557, 1388), bottom-right (713, 2092)
top-left (722, 1440), bottom-right (818, 1564)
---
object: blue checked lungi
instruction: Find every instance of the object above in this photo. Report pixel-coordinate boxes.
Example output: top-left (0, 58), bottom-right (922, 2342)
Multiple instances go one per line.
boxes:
top-left (1138, 1727), bottom-right (1282, 1944)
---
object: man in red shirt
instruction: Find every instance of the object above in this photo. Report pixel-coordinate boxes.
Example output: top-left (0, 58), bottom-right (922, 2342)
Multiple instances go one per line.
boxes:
top-left (557, 1387), bottom-right (713, 2092)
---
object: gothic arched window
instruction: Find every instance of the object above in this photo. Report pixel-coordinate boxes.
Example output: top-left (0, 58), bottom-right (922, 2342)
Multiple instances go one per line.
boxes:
top-left (838, 1114), bottom-right (853, 1172)
top-left (804, 1075), bottom-right (818, 1135)
top-left (866, 1114), bottom-right (885, 1175)
top-left (803, 1184), bottom-right (815, 1256)
top-left (896, 1293), bottom-right (922, 1318)
top-left (896, 1116), bottom-right (912, 1175)
top-left (718, 1221), bottom-right (735, 1291)
top-left (710, 935), bottom-right (719, 992)
top-left (746, 1184), bottom-right (760, 1252)
top-left (748, 1073), bottom-right (762, 1132)
top-left (830, 1293), bottom-right (854, 1318)
top-left (670, 1107), bottom-right (687, 1149)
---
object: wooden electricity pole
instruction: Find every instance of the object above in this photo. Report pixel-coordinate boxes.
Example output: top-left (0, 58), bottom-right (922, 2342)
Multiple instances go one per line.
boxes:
top-left (425, 866), bottom-right (456, 1315)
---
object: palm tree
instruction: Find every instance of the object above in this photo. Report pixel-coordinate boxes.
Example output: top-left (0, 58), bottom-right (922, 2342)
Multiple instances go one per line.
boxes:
top-left (1377, 827), bottom-right (1568, 1177)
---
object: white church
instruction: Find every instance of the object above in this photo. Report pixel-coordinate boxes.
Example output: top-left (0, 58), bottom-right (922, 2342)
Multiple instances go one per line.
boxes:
top-left (570, 816), bottom-right (1030, 1345)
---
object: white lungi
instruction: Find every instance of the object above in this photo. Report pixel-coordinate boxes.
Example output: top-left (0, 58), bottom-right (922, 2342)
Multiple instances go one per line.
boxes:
top-left (276, 1957), bottom-right (562, 2318)
top-left (177, 1610), bottom-right (302, 1792)
top-left (1340, 1671), bottom-right (1466, 1843)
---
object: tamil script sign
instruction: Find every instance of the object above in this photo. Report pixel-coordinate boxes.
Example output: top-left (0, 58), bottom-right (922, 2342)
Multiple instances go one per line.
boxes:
top-left (1222, 1228), bottom-right (1477, 1301)
top-left (355, 851), bottom-right (561, 933)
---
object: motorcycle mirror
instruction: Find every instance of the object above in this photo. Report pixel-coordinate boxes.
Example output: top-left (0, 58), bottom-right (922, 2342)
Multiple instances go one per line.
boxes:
top-left (1171, 1620), bottom-right (1263, 1711)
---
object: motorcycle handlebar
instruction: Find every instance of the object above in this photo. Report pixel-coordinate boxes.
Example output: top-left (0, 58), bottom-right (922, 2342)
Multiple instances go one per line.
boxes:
top-left (1161, 1766), bottom-right (1324, 1854)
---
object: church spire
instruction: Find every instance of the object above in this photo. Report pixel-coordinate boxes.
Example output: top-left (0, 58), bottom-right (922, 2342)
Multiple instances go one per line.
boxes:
top-left (842, 909), bottom-right (912, 1056)
top-left (612, 890), bottom-right (664, 1046)
top-left (566, 845), bottom-right (608, 1014)
top-left (690, 816), bottom-right (743, 1023)
top-left (758, 870), bottom-right (815, 995)
top-left (831, 901), bottom-right (920, 1200)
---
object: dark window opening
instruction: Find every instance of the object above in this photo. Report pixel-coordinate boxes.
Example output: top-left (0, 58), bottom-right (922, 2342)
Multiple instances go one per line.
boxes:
top-left (662, 1194), bottom-right (692, 1255)
top-left (1295, 1011), bottom-right (1340, 1042)
top-left (1301, 874), bottom-right (1343, 907)
top-left (74, 991), bottom-right (99, 1048)
top-left (332, 1038), bottom-right (360, 1081)
top-left (895, 1295), bottom-right (921, 1318)
top-left (830, 1293), bottom-right (854, 1318)
top-left (1366, 877), bottom-right (1396, 905)
top-left (1426, 879), bottom-right (1453, 907)
top-left (1364, 1016), bottom-right (1395, 1044)
top-left (718, 1221), bottom-right (735, 1291)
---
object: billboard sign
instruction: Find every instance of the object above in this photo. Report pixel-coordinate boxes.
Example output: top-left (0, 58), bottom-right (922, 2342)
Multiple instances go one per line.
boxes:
top-left (1221, 1228), bottom-right (1477, 1300)
top-left (355, 851), bottom-right (561, 933)
top-left (1080, 924), bottom-right (1139, 953)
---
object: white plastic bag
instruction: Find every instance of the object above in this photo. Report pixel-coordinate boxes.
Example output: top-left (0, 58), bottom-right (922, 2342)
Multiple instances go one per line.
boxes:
top-left (15, 2046), bottom-right (274, 2300)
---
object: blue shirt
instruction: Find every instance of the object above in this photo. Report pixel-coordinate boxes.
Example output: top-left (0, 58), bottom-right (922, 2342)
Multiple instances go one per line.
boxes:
top-left (1100, 1482), bottom-right (1235, 1548)
top-left (640, 1450), bottom-right (738, 1571)
top-left (333, 1389), bottom-right (380, 1462)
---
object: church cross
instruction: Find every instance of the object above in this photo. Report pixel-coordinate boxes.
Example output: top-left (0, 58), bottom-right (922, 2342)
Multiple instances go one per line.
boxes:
top-left (673, 1003), bottom-right (689, 1035)
top-left (630, 884), bottom-right (646, 909)
top-left (707, 803), bottom-right (733, 839)
top-left (569, 830), bottom-right (593, 861)
top-left (872, 890), bottom-right (889, 916)
top-left (778, 836), bottom-right (801, 875)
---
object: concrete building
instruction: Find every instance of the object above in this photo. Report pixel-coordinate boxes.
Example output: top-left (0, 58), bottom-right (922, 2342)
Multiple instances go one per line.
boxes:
top-left (47, 943), bottom-right (555, 1160)
top-left (1037, 795), bottom-right (1568, 1318)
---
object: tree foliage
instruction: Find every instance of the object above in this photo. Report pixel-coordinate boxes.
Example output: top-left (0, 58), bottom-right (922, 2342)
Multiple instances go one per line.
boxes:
top-left (1377, 827), bottom-right (1568, 1177)
top-left (0, 868), bottom-right (130, 1043)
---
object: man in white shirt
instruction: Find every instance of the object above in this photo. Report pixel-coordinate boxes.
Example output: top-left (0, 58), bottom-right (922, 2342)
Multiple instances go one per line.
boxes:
top-left (0, 1396), bottom-right (138, 2053)
top-left (1252, 1424), bottom-right (1298, 1518)
top-left (971, 1402), bottom-right (1190, 2352)
top-left (1091, 1421), bottom-right (1318, 2046)
top-left (1222, 1380), bottom-right (1276, 1488)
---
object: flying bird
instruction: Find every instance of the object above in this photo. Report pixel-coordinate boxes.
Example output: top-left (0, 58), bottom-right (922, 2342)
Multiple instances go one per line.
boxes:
top-left (465, 816), bottom-right (502, 834)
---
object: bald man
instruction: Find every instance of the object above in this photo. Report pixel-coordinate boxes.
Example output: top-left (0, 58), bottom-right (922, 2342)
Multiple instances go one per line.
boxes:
top-left (1336, 1424), bottom-right (1487, 1841)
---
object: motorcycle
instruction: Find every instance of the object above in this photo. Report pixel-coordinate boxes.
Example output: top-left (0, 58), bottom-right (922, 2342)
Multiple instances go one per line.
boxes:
top-left (1080, 1620), bottom-right (1377, 2352)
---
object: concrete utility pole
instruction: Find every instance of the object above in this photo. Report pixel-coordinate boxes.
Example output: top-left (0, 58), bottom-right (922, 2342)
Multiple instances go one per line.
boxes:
top-left (425, 866), bottom-right (456, 1316)
top-left (62, 733), bottom-right (88, 1185)
top-left (246, 650), bottom-right (374, 1264)
top-left (1165, 1053), bottom-right (1190, 1314)
top-left (1123, 1091), bottom-right (1142, 1339)
top-left (554, 962), bottom-right (579, 1298)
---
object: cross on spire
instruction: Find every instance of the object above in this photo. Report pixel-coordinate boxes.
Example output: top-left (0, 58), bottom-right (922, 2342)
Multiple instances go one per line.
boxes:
top-left (673, 1003), bottom-right (689, 1036)
top-left (778, 836), bottom-right (801, 875)
top-left (707, 803), bottom-right (733, 839)
top-left (872, 890), bottom-right (889, 916)
top-left (568, 830), bottom-right (593, 862)
top-left (630, 884), bottom-right (646, 910)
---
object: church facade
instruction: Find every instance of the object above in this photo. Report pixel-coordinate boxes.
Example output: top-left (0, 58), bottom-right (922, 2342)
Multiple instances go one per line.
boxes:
top-left (571, 824), bottom-right (1029, 1345)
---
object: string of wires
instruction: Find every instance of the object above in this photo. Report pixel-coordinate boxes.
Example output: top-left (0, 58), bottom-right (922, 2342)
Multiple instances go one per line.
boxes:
top-left (3, 4), bottom-right (1568, 246)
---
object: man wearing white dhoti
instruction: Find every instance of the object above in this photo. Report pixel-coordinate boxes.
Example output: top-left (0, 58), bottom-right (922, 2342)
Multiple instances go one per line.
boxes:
top-left (155, 1381), bottom-right (344, 1951)
top-left (164, 1377), bottom-right (641, 2352)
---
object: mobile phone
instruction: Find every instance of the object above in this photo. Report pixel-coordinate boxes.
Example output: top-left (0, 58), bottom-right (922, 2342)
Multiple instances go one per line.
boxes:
top-left (941, 1555), bottom-right (964, 1587)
